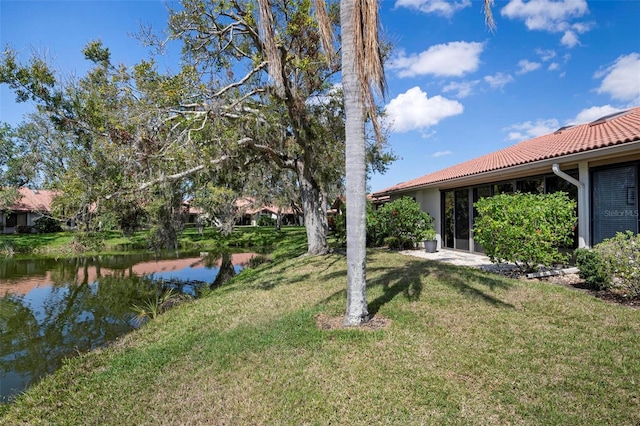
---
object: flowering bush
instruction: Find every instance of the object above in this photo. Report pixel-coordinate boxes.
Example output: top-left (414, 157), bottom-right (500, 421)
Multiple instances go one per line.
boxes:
top-left (369, 197), bottom-right (434, 249)
top-left (473, 192), bottom-right (576, 272)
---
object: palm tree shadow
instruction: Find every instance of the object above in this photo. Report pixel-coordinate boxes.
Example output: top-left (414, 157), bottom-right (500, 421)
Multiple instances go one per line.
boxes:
top-left (366, 266), bottom-right (423, 317)
top-left (366, 259), bottom-right (515, 317)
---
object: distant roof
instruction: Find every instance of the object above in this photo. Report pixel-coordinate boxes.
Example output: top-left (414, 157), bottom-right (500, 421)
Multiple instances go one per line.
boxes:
top-left (375, 106), bottom-right (640, 195)
top-left (237, 197), bottom-right (296, 215)
top-left (8, 188), bottom-right (57, 213)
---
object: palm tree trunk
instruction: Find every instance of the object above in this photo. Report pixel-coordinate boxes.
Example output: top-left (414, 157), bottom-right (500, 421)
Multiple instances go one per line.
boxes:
top-left (341, 0), bottom-right (369, 326)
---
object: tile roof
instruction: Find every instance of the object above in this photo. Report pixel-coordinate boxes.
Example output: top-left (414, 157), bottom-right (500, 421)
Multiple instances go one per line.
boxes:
top-left (9, 188), bottom-right (57, 213)
top-left (375, 106), bottom-right (640, 195)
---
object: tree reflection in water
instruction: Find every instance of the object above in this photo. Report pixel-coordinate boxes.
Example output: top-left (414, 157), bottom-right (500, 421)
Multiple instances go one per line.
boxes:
top-left (0, 251), bottom-right (251, 403)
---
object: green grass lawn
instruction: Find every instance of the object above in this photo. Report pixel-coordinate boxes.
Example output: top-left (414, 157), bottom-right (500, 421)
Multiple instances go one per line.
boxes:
top-left (1, 245), bottom-right (638, 425)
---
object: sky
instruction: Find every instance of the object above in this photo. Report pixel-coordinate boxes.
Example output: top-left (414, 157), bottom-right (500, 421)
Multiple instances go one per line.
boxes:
top-left (1, 0), bottom-right (639, 193)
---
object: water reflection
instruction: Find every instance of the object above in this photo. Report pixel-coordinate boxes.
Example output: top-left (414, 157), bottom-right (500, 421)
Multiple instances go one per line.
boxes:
top-left (0, 251), bottom-right (253, 403)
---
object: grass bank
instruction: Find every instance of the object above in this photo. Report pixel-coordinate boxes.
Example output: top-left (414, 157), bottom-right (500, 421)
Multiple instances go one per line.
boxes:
top-left (0, 226), bottom-right (307, 259)
top-left (1, 248), bottom-right (639, 424)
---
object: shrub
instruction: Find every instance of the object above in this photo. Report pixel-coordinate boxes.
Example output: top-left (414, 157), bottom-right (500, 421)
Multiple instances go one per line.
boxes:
top-left (332, 212), bottom-right (346, 245)
top-left (257, 215), bottom-right (276, 227)
top-left (15, 225), bottom-right (34, 234)
top-left (331, 204), bottom-right (372, 247)
top-left (594, 231), bottom-right (640, 297)
top-left (332, 198), bottom-right (434, 249)
top-left (383, 236), bottom-right (415, 250)
top-left (473, 192), bottom-right (576, 272)
top-left (33, 216), bottom-right (63, 233)
top-left (575, 248), bottom-right (611, 290)
top-left (71, 232), bottom-right (105, 253)
top-left (0, 240), bottom-right (14, 258)
top-left (370, 197), bottom-right (434, 249)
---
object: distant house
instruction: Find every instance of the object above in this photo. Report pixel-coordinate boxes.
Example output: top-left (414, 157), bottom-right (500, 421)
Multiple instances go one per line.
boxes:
top-left (183, 197), bottom-right (303, 227)
top-left (236, 198), bottom-right (302, 226)
top-left (372, 107), bottom-right (640, 253)
top-left (1, 188), bottom-right (57, 233)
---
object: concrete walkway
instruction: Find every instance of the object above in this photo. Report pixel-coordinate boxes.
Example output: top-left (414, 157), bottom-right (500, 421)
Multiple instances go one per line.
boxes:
top-left (399, 248), bottom-right (497, 269)
top-left (399, 249), bottom-right (578, 279)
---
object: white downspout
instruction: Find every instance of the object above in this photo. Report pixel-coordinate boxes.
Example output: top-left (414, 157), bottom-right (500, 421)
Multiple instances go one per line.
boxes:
top-left (552, 164), bottom-right (588, 248)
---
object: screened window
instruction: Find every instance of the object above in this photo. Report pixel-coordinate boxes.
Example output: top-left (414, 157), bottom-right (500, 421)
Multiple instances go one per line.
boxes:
top-left (592, 165), bottom-right (638, 244)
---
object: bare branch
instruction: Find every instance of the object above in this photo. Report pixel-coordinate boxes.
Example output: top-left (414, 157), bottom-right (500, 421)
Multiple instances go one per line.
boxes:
top-left (238, 138), bottom-right (296, 170)
top-left (213, 61), bottom-right (268, 98)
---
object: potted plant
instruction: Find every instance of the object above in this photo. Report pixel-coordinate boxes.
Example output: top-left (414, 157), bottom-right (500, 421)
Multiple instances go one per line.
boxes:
top-left (420, 229), bottom-right (437, 253)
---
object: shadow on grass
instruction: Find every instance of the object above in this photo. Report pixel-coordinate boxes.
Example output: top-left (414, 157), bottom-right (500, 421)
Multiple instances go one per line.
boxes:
top-left (374, 261), bottom-right (512, 315)
top-left (320, 255), bottom-right (516, 318)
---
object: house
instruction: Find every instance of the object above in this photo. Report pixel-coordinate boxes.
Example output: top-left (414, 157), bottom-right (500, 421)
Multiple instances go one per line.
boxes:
top-left (184, 197), bottom-right (303, 227)
top-left (236, 198), bottom-right (302, 226)
top-left (1, 188), bottom-right (57, 233)
top-left (372, 106), bottom-right (640, 253)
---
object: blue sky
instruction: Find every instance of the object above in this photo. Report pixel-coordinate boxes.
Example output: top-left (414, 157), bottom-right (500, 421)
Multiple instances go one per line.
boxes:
top-left (1, 0), bottom-right (639, 193)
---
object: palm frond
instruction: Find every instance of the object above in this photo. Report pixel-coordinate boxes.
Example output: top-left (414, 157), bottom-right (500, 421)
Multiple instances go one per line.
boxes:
top-left (354, 0), bottom-right (386, 145)
top-left (315, 0), bottom-right (336, 62)
top-left (484, 0), bottom-right (496, 32)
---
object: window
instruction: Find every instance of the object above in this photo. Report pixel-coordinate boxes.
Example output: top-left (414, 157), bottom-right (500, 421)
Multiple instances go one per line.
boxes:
top-left (455, 189), bottom-right (470, 251)
top-left (516, 178), bottom-right (544, 194)
top-left (592, 164), bottom-right (638, 244)
top-left (443, 191), bottom-right (454, 248)
top-left (5, 214), bottom-right (17, 228)
top-left (493, 182), bottom-right (514, 194)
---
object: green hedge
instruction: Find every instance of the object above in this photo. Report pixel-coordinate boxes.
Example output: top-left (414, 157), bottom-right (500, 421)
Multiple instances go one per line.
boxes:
top-left (473, 192), bottom-right (576, 272)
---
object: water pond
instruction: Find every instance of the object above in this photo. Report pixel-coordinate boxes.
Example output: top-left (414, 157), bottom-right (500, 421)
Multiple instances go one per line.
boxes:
top-left (0, 251), bottom-right (255, 403)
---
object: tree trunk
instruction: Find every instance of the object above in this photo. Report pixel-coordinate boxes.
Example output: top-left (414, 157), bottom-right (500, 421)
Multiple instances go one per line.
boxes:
top-left (341, 0), bottom-right (369, 326)
top-left (297, 162), bottom-right (329, 255)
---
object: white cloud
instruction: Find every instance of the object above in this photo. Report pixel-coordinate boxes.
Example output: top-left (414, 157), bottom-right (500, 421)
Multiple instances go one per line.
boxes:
top-left (561, 30), bottom-right (579, 48)
top-left (536, 48), bottom-right (556, 61)
top-left (384, 87), bottom-right (463, 133)
top-left (504, 118), bottom-right (560, 141)
top-left (484, 72), bottom-right (514, 89)
top-left (548, 62), bottom-right (559, 71)
top-left (388, 42), bottom-right (484, 78)
top-left (516, 59), bottom-right (541, 74)
top-left (394, 0), bottom-right (471, 17)
top-left (595, 53), bottom-right (640, 104)
top-left (432, 150), bottom-right (453, 157)
top-left (442, 80), bottom-right (479, 98)
top-left (571, 21), bottom-right (592, 33)
top-left (571, 105), bottom-right (625, 125)
top-left (501, 0), bottom-right (590, 47)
